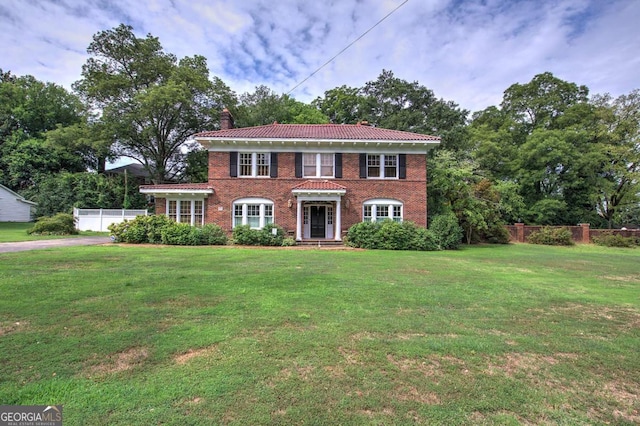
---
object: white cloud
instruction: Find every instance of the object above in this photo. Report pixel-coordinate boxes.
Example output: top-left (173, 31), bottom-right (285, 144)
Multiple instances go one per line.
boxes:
top-left (0, 0), bottom-right (638, 114)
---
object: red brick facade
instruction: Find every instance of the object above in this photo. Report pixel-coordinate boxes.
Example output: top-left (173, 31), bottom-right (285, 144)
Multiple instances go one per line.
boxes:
top-left (142, 121), bottom-right (439, 241)
top-left (198, 152), bottom-right (428, 236)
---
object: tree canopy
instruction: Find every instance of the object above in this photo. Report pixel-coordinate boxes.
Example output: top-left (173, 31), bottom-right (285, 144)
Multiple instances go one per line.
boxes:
top-left (74, 24), bottom-right (236, 183)
top-left (1, 24), bottom-right (638, 230)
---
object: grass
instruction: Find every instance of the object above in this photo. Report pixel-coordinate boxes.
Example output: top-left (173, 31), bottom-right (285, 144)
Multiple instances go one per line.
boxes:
top-left (0, 222), bottom-right (107, 242)
top-left (0, 243), bottom-right (638, 425)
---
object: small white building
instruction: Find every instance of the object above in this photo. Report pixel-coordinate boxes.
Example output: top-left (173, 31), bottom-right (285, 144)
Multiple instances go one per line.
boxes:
top-left (0, 184), bottom-right (37, 222)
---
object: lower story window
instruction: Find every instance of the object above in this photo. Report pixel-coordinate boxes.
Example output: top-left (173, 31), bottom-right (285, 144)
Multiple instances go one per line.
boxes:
top-left (363, 199), bottom-right (403, 222)
top-left (233, 198), bottom-right (274, 229)
top-left (167, 199), bottom-right (205, 226)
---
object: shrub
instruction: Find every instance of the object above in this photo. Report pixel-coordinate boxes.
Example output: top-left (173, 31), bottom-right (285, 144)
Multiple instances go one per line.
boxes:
top-left (199, 224), bottom-right (228, 245)
top-left (27, 213), bottom-right (78, 235)
top-left (483, 223), bottom-right (511, 244)
top-left (592, 232), bottom-right (639, 248)
top-left (108, 214), bottom-right (173, 244)
top-left (109, 215), bottom-right (227, 245)
top-left (346, 220), bottom-right (439, 251)
top-left (161, 223), bottom-right (199, 245)
top-left (282, 237), bottom-right (296, 247)
top-left (429, 213), bottom-right (463, 250)
top-left (232, 224), bottom-right (287, 246)
top-left (346, 221), bottom-right (382, 249)
top-left (527, 226), bottom-right (574, 246)
top-left (232, 225), bottom-right (260, 245)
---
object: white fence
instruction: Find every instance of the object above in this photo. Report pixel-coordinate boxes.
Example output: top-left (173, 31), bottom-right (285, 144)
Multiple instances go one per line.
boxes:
top-left (73, 208), bottom-right (148, 231)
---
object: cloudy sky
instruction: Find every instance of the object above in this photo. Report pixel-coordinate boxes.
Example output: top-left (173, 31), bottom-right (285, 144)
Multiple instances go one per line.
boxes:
top-left (1, 0), bottom-right (638, 114)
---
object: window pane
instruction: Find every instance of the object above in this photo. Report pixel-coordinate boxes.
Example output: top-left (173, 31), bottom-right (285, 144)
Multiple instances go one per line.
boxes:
top-left (327, 207), bottom-right (333, 225)
top-left (180, 200), bottom-right (191, 224)
top-left (363, 205), bottom-right (372, 222)
top-left (321, 153), bottom-right (334, 176)
top-left (247, 204), bottom-right (260, 228)
top-left (256, 153), bottom-right (269, 176)
top-left (393, 205), bottom-right (402, 222)
top-left (168, 200), bottom-right (177, 221)
top-left (303, 153), bottom-right (316, 177)
top-left (239, 153), bottom-right (252, 176)
top-left (264, 205), bottom-right (273, 225)
top-left (377, 205), bottom-right (389, 220)
top-left (367, 155), bottom-right (380, 177)
top-left (194, 200), bottom-right (203, 226)
top-left (384, 155), bottom-right (397, 178)
top-left (234, 204), bottom-right (243, 227)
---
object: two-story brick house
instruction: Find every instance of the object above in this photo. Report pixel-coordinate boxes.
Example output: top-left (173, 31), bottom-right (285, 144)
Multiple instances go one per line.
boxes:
top-left (140, 110), bottom-right (440, 242)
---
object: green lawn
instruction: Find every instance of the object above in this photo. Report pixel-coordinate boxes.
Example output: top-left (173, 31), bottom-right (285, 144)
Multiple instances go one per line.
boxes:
top-left (0, 244), bottom-right (638, 425)
top-left (0, 222), bottom-right (107, 242)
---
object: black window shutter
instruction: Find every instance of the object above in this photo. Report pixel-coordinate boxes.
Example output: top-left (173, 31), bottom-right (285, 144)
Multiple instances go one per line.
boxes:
top-left (295, 153), bottom-right (302, 178)
top-left (229, 152), bottom-right (238, 177)
top-left (335, 153), bottom-right (342, 178)
top-left (399, 154), bottom-right (406, 179)
top-left (270, 153), bottom-right (278, 178)
top-left (359, 154), bottom-right (367, 178)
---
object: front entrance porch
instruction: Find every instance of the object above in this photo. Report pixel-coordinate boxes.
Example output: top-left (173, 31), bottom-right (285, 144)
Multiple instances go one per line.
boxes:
top-left (292, 180), bottom-right (347, 242)
top-left (303, 203), bottom-right (335, 240)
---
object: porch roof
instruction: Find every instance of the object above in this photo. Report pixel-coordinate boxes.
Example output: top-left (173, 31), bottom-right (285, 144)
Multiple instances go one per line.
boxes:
top-left (139, 183), bottom-right (214, 196)
top-left (291, 180), bottom-right (347, 197)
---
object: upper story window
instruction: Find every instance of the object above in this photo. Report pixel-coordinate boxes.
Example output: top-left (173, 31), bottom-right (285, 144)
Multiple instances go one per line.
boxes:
top-left (303, 153), bottom-right (334, 177)
top-left (295, 153), bottom-right (341, 178)
top-left (367, 154), bottom-right (397, 178)
top-left (360, 154), bottom-right (406, 179)
top-left (239, 153), bottom-right (270, 177)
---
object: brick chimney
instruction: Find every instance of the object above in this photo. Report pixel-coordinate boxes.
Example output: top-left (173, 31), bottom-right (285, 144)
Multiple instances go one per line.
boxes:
top-left (220, 108), bottom-right (234, 130)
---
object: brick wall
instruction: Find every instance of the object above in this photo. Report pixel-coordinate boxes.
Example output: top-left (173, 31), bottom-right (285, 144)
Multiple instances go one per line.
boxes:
top-left (200, 152), bottom-right (428, 235)
top-left (506, 223), bottom-right (640, 243)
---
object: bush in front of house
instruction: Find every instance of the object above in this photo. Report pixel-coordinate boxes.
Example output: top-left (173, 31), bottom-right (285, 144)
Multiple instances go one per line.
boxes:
top-left (346, 220), bottom-right (439, 251)
top-left (232, 223), bottom-right (287, 246)
top-left (429, 213), bottom-right (464, 250)
top-left (592, 232), bottom-right (639, 248)
top-left (108, 214), bottom-right (173, 244)
top-left (108, 215), bottom-right (227, 245)
top-left (527, 226), bottom-right (574, 246)
top-left (27, 213), bottom-right (78, 235)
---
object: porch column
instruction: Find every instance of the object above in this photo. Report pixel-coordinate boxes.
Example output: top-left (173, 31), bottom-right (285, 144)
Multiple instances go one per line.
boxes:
top-left (296, 199), bottom-right (302, 241)
top-left (335, 199), bottom-right (342, 241)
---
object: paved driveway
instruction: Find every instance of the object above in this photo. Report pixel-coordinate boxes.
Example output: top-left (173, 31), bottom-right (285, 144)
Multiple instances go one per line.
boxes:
top-left (0, 237), bottom-right (112, 253)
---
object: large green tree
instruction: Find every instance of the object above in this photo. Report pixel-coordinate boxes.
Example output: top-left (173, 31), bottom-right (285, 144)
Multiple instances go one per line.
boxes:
top-left (74, 24), bottom-right (237, 183)
top-left (234, 85), bottom-right (328, 127)
top-left (0, 70), bottom-right (86, 190)
top-left (313, 70), bottom-right (469, 150)
top-left (469, 72), bottom-right (605, 225)
top-left (591, 90), bottom-right (640, 228)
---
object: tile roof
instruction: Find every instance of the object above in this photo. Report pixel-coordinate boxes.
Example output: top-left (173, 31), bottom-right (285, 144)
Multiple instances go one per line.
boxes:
top-left (195, 123), bottom-right (440, 141)
top-left (292, 180), bottom-right (347, 191)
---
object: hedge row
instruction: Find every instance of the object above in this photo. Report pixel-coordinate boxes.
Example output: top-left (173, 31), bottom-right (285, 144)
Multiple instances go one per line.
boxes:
top-left (108, 215), bottom-right (227, 246)
top-left (346, 214), bottom-right (463, 251)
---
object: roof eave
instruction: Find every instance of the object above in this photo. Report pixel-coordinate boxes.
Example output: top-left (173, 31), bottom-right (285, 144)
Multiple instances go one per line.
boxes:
top-left (196, 137), bottom-right (440, 153)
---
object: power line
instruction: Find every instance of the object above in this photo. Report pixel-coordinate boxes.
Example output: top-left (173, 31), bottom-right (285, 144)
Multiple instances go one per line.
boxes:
top-left (286, 0), bottom-right (410, 95)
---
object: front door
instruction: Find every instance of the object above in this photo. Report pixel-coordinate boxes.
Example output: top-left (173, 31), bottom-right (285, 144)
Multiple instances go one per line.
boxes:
top-left (310, 206), bottom-right (326, 238)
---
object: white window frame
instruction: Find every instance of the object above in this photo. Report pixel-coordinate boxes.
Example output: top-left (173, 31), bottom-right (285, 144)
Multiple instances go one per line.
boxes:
top-left (232, 198), bottom-right (274, 229)
top-left (166, 199), bottom-right (205, 226)
top-left (302, 153), bottom-right (335, 178)
top-left (367, 154), bottom-right (398, 179)
top-left (239, 153), bottom-right (270, 178)
top-left (363, 199), bottom-right (403, 222)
